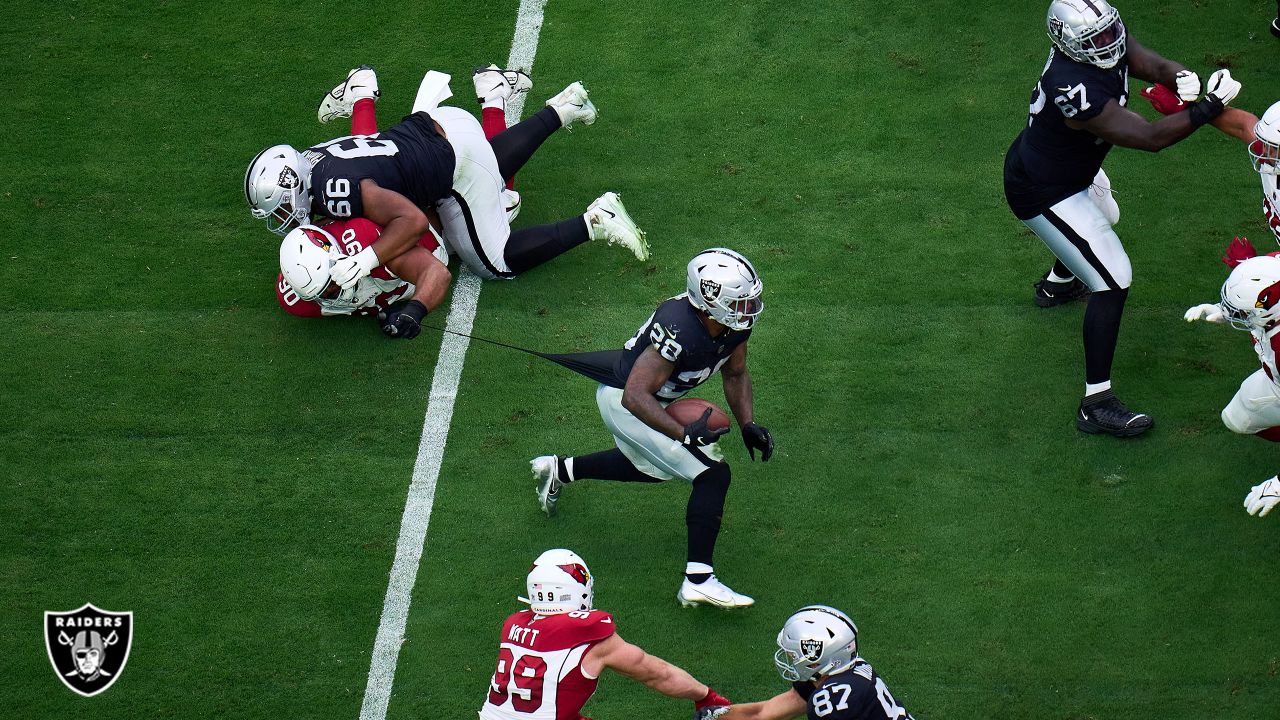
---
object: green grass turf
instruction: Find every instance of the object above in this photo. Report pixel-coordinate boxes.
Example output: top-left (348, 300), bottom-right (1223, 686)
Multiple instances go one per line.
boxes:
top-left (3, 1), bottom-right (1280, 718)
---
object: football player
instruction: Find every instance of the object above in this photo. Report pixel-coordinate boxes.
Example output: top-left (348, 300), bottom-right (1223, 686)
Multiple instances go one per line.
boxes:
top-left (244, 65), bottom-right (648, 288)
top-left (1185, 245), bottom-right (1280, 518)
top-left (1003, 0), bottom-right (1242, 437)
top-left (478, 548), bottom-right (732, 720)
top-left (530, 249), bottom-right (774, 609)
top-left (697, 605), bottom-right (913, 720)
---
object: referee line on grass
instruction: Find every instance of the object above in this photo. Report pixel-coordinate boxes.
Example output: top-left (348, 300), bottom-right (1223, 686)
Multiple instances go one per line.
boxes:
top-left (358, 3), bottom-right (548, 718)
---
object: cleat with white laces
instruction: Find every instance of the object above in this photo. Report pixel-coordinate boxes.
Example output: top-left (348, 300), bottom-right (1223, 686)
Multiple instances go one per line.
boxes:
top-left (678, 575), bottom-right (754, 609)
top-left (318, 65), bottom-right (380, 124)
top-left (546, 81), bottom-right (597, 129)
top-left (473, 64), bottom-right (533, 106)
top-left (585, 192), bottom-right (649, 261)
top-left (531, 455), bottom-right (563, 516)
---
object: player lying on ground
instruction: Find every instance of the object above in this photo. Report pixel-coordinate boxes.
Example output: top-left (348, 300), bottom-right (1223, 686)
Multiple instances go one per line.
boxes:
top-left (1003, 0), bottom-right (1242, 437)
top-left (697, 605), bottom-right (913, 720)
top-left (530, 249), bottom-right (774, 609)
top-left (245, 64), bottom-right (647, 288)
top-left (478, 549), bottom-right (730, 720)
top-left (1185, 241), bottom-right (1280, 518)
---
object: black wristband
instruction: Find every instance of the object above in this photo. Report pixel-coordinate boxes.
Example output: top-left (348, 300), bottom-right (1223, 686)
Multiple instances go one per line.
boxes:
top-left (401, 300), bottom-right (428, 323)
top-left (1187, 95), bottom-right (1225, 128)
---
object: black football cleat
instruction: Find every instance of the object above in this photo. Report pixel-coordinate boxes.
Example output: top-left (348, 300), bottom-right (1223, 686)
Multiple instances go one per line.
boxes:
top-left (1271, 17), bottom-right (1280, 39)
top-left (1077, 390), bottom-right (1153, 438)
top-left (1034, 273), bottom-right (1091, 308)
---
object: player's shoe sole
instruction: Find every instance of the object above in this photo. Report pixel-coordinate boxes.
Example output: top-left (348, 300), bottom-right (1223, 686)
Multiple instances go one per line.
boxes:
top-left (531, 455), bottom-right (563, 516)
top-left (473, 64), bottom-right (533, 105)
top-left (546, 81), bottom-right (597, 129)
top-left (318, 65), bottom-right (380, 124)
top-left (1034, 274), bottom-right (1091, 308)
top-left (586, 192), bottom-right (650, 262)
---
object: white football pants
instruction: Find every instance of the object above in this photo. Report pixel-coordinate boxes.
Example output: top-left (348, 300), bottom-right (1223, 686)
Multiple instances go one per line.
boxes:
top-left (1022, 169), bottom-right (1130, 292)
top-left (1222, 368), bottom-right (1280, 435)
top-left (595, 384), bottom-right (723, 483)
top-left (430, 106), bottom-right (514, 279)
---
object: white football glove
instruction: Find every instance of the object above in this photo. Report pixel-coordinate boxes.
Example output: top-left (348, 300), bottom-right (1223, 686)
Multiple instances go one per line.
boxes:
top-left (1174, 70), bottom-right (1201, 102)
top-left (1206, 69), bottom-right (1242, 106)
top-left (1244, 476), bottom-right (1280, 517)
top-left (332, 246), bottom-right (380, 289)
top-left (1184, 303), bottom-right (1226, 323)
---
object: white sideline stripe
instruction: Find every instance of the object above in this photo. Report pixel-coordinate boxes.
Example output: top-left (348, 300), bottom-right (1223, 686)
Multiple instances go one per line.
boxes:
top-left (357, 2), bottom-right (548, 719)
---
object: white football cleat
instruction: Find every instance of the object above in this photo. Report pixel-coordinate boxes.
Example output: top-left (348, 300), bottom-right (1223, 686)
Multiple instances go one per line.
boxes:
top-left (585, 192), bottom-right (649, 262)
top-left (473, 64), bottom-right (533, 106)
top-left (502, 188), bottom-right (522, 223)
top-left (531, 455), bottom-right (563, 516)
top-left (318, 65), bottom-right (380, 124)
top-left (546, 81), bottom-right (597, 129)
top-left (678, 575), bottom-right (754, 609)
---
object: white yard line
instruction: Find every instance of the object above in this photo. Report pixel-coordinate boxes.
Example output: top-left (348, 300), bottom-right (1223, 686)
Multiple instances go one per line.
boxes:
top-left (357, 3), bottom-right (548, 719)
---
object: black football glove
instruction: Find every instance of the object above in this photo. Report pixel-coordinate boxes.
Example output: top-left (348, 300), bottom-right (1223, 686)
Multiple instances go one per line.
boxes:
top-left (742, 421), bottom-right (774, 461)
top-left (682, 408), bottom-right (730, 447)
top-left (378, 300), bottom-right (428, 340)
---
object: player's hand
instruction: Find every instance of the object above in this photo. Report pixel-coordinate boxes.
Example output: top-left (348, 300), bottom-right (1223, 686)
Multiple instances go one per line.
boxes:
top-left (1183, 303), bottom-right (1226, 324)
top-left (1244, 476), bottom-right (1280, 517)
top-left (742, 422), bottom-right (774, 461)
top-left (1206, 69), bottom-right (1242, 106)
top-left (332, 246), bottom-right (380, 289)
top-left (1174, 70), bottom-right (1201, 102)
top-left (1139, 84), bottom-right (1185, 115)
top-left (1223, 236), bottom-right (1258, 268)
top-left (378, 300), bottom-right (428, 339)
top-left (693, 688), bottom-right (732, 719)
top-left (683, 408), bottom-right (729, 447)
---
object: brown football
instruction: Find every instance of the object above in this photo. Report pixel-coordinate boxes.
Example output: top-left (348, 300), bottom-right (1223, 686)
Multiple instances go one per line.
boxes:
top-left (665, 397), bottom-right (731, 431)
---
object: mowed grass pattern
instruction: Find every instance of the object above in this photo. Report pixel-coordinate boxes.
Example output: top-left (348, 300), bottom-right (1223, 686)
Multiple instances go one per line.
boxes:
top-left (3, 2), bottom-right (1279, 719)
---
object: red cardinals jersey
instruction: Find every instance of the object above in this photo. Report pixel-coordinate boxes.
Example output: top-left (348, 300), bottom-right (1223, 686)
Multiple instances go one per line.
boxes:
top-left (479, 610), bottom-right (616, 720)
top-left (275, 217), bottom-right (440, 318)
top-left (1260, 172), bottom-right (1280, 244)
top-left (1250, 322), bottom-right (1280, 389)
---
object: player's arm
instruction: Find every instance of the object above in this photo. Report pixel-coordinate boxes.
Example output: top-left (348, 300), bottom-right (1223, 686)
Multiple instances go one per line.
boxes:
top-left (1070, 99), bottom-right (1204, 152)
top-left (722, 342), bottom-right (773, 461)
top-left (331, 180), bottom-right (430, 288)
top-left (622, 347), bottom-right (686, 442)
top-left (1213, 108), bottom-right (1259, 144)
top-left (584, 633), bottom-right (710, 700)
top-left (1125, 37), bottom-right (1186, 89)
top-left (715, 690), bottom-right (809, 720)
top-left (382, 247), bottom-right (451, 312)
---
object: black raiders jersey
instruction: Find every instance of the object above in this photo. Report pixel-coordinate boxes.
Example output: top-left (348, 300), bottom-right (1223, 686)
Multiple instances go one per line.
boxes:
top-left (1004, 47), bottom-right (1129, 219)
top-left (304, 111), bottom-right (456, 222)
top-left (791, 660), bottom-right (912, 720)
top-left (615, 294), bottom-right (750, 400)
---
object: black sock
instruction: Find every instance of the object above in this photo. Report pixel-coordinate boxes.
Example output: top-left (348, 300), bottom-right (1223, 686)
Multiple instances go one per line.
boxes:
top-left (503, 218), bottom-right (591, 275)
top-left (1050, 260), bottom-right (1074, 281)
top-left (686, 464), bottom-right (731, 567)
top-left (1083, 287), bottom-right (1128, 385)
top-left (570, 448), bottom-right (662, 483)
top-left (489, 106), bottom-right (561, 181)
top-left (686, 573), bottom-right (711, 585)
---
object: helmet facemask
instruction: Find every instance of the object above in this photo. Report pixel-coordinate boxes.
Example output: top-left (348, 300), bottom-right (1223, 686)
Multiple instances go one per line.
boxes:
top-left (1250, 138), bottom-right (1280, 176)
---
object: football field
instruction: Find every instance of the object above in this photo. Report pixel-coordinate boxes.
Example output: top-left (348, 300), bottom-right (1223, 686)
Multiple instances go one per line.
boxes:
top-left (4, 1), bottom-right (1280, 718)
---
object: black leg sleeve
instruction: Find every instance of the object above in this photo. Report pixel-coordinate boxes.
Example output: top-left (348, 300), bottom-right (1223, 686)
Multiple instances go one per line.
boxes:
top-left (1051, 259), bottom-right (1074, 279)
top-left (686, 464), bottom-right (731, 566)
top-left (571, 448), bottom-right (664, 483)
top-left (489, 107), bottom-right (562, 182)
top-left (1083, 287), bottom-right (1128, 384)
top-left (503, 217), bottom-right (591, 275)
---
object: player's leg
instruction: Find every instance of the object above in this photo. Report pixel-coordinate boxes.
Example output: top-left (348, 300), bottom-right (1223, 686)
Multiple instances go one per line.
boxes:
top-left (503, 193), bottom-right (650, 274)
top-left (1034, 170), bottom-right (1118, 308)
top-left (487, 82), bottom-right (597, 183)
top-left (1222, 369), bottom-right (1280, 439)
top-left (1023, 189), bottom-right (1151, 437)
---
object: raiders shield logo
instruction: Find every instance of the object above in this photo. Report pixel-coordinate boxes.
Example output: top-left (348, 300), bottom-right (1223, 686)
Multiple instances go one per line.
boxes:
top-left (44, 603), bottom-right (133, 697)
top-left (277, 166), bottom-right (300, 189)
top-left (1048, 16), bottom-right (1064, 39)
top-left (799, 638), bottom-right (824, 662)
top-left (699, 279), bottom-right (722, 303)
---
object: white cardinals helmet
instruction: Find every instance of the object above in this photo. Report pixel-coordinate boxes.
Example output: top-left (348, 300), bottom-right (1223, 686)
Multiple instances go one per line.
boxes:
top-left (521, 549), bottom-right (594, 616)
top-left (1221, 255), bottom-right (1280, 330)
top-left (1250, 101), bottom-right (1280, 175)
top-left (774, 605), bottom-right (860, 682)
top-left (279, 225), bottom-right (345, 301)
top-left (686, 248), bottom-right (763, 331)
top-left (246, 144), bottom-right (312, 236)
top-left (1046, 0), bottom-right (1126, 69)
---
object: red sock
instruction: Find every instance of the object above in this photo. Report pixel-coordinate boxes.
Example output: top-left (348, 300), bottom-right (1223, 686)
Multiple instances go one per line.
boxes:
top-left (1256, 427), bottom-right (1280, 442)
top-left (352, 98), bottom-right (377, 135)
top-left (481, 107), bottom-right (516, 190)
